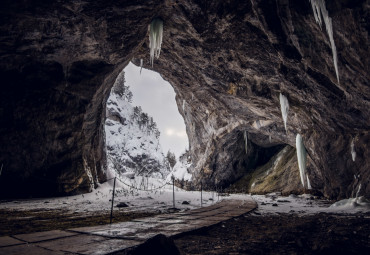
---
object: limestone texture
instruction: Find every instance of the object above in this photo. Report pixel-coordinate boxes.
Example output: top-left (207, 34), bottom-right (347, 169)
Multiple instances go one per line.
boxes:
top-left (0, 0), bottom-right (368, 199)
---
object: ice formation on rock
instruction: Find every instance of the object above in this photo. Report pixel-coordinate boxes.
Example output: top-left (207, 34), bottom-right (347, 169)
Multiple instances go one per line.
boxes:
top-left (330, 183), bottom-right (370, 210)
top-left (309, 0), bottom-right (339, 83)
top-left (149, 18), bottom-right (163, 66)
top-left (279, 93), bottom-right (289, 132)
top-left (351, 138), bottom-right (356, 162)
top-left (243, 131), bottom-right (248, 155)
top-left (296, 134), bottom-right (307, 188)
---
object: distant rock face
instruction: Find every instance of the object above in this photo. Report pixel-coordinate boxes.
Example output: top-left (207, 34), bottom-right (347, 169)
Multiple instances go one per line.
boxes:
top-left (0, 0), bottom-right (368, 199)
top-left (105, 72), bottom-right (170, 179)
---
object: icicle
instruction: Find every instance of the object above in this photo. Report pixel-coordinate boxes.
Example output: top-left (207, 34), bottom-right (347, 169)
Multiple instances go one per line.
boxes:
top-left (279, 93), bottom-right (289, 132)
top-left (296, 134), bottom-right (307, 188)
top-left (306, 175), bottom-right (312, 190)
top-left (243, 131), bottom-right (248, 155)
top-left (269, 135), bottom-right (272, 143)
top-left (182, 100), bottom-right (186, 112)
top-left (309, 0), bottom-right (339, 83)
top-left (140, 59), bottom-right (143, 74)
top-left (256, 120), bottom-right (261, 129)
top-left (350, 138), bottom-right (356, 162)
top-left (149, 18), bottom-right (164, 67)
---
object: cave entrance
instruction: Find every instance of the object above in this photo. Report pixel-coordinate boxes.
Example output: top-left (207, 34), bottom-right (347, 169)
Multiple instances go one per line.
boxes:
top-left (105, 62), bottom-right (188, 179)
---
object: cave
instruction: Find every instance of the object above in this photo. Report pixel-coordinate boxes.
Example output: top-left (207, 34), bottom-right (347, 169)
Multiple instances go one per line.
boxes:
top-left (0, 0), bottom-right (369, 200)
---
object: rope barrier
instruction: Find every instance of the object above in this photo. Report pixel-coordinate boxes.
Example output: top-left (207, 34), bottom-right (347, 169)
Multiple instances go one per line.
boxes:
top-left (32, 174), bottom-right (171, 193)
top-left (115, 176), bottom-right (171, 192)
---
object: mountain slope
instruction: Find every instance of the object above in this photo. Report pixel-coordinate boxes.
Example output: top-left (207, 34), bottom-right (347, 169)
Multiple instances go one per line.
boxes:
top-left (105, 71), bottom-right (170, 179)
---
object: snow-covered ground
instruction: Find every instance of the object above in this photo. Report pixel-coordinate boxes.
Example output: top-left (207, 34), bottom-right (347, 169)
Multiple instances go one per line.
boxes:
top-left (252, 192), bottom-right (370, 215)
top-left (1, 178), bottom-right (369, 217)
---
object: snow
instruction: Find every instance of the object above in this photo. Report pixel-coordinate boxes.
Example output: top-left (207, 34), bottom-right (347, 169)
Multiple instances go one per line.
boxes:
top-left (169, 161), bottom-right (192, 182)
top-left (3, 183), bottom-right (369, 217)
top-left (296, 134), bottom-right (307, 188)
top-left (329, 196), bottom-right (370, 210)
top-left (0, 178), bottom-right (225, 214)
top-left (149, 18), bottom-right (163, 67)
top-left (279, 93), bottom-right (289, 132)
top-left (105, 82), bottom-right (169, 179)
top-left (252, 192), bottom-right (370, 215)
top-left (309, 0), bottom-right (339, 83)
top-left (351, 138), bottom-right (356, 162)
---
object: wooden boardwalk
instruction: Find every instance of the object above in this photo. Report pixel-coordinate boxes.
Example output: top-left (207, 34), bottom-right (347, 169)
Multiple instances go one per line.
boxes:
top-left (0, 198), bottom-right (257, 255)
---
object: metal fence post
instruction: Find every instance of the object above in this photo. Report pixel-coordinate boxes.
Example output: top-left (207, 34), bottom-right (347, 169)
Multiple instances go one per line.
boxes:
top-left (172, 175), bottom-right (175, 208)
top-left (201, 181), bottom-right (203, 207)
top-left (110, 177), bottom-right (116, 224)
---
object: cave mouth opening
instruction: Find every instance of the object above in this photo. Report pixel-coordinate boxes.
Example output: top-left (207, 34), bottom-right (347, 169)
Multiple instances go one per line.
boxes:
top-left (200, 128), bottom-right (297, 194)
top-left (104, 62), bottom-right (188, 179)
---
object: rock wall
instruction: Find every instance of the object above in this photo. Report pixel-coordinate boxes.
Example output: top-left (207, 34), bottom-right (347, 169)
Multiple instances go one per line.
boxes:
top-left (0, 0), bottom-right (164, 197)
top-left (0, 0), bottom-right (368, 199)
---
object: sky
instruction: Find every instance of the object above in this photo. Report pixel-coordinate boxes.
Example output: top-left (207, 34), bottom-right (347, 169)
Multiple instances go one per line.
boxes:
top-left (124, 62), bottom-right (188, 158)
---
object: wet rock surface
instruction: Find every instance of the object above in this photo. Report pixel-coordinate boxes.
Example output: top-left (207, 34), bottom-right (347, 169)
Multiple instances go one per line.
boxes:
top-left (174, 213), bottom-right (370, 255)
top-left (0, 0), bottom-right (369, 198)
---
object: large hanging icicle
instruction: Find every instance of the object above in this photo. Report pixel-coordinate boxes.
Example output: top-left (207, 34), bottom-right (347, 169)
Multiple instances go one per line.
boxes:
top-left (309, 0), bottom-right (339, 83)
top-left (140, 59), bottom-right (143, 74)
top-left (296, 134), bottom-right (307, 188)
top-left (279, 93), bottom-right (289, 132)
top-left (243, 131), bottom-right (248, 155)
top-left (149, 18), bottom-right (164, 67)
top-left (350, 138), bottom-right (356, 162)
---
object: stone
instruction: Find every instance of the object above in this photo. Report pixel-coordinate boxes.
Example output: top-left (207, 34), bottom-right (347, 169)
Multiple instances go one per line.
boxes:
top-left (182, 201), bottom-right (190, 205)
top-left (116, 202), bottom-right (129, 208)
top-left (125, 234), bottom-right (180, 255)
top-left (0, 236), bottom-right (25, 247)
top-left (14, 230), bottom-right (78, 243)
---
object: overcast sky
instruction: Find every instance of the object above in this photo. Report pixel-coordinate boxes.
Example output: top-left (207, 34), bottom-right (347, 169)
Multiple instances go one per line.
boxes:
top-left (124, 62), bottom-right (189, 158)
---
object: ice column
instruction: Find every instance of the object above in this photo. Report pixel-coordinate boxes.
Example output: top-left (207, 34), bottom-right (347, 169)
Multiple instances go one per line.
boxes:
top-left (296, 134), bottom-right (307, 188)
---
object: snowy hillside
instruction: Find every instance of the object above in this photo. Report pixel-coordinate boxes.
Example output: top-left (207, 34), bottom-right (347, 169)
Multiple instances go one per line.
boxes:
top-left (105, 71), bottom-right (170, 179)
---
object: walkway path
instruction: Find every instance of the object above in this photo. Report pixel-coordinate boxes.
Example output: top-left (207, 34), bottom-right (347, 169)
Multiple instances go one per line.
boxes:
top-left (0, 198), bottom-right (257, 255)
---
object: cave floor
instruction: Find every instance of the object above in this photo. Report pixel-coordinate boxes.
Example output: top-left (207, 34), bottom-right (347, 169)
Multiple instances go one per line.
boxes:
top-left (174, 212), bottom-right (370, 255)
top-left (1, 188), bottom-right (369, 254)
top-left (0, 199), bottom-right (257, 254)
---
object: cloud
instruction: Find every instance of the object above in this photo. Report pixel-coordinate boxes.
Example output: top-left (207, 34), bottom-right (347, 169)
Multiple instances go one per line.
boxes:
top-left (165, 128), bottom-right (187, 137)
top-left (124, 62), bottom-right (189, 157)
